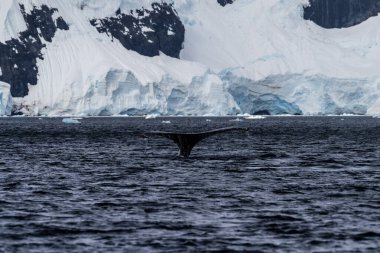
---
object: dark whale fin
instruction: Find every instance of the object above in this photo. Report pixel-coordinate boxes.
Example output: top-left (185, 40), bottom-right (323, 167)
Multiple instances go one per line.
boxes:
top-left (144, 127), bottom-right (249, 158)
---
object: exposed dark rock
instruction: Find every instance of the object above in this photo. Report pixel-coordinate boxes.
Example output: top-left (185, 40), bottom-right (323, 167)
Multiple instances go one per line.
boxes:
top-left (217, 0), bottom-right (235, 7)
top-left (56, 17), bottom-right (70, 30)
top-left (304, 0), bottom-right (380, 28)
top-left (0, 5), bottom-right (69, 97)
top-left (90, 2), bottom-right (185, 58)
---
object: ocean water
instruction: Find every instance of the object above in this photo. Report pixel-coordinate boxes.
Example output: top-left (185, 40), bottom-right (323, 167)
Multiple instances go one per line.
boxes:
top-left (0, 116), bottom-right (379, 252)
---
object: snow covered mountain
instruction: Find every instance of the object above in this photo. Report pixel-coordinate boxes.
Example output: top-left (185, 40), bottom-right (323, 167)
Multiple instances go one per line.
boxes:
top-left (0, 0), bottom-right (379, 116)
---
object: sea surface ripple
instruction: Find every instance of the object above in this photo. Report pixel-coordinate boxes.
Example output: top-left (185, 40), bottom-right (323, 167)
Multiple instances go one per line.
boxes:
top-left (0, 117), bottom-right (379, 252)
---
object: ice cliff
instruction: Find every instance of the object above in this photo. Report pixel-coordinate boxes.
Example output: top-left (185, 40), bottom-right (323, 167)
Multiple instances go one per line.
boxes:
top-left (0, 0), bottom-right (379, 116)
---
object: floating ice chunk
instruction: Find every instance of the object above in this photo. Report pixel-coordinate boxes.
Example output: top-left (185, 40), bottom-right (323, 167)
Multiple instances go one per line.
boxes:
top-left (162, 120), bottom-right (171, 124)
top-left (145, 113), bottom-right (160, 119)
top-left (237, 113), bottom-right (251, 117)
top-left (245, 115), bottom-right (266, 120)
top-left (62, 118), bottom-right (81, 124)
top-left (206, 119), bottom-right (212, 122)
top-left (341, 113), bottom-right (357, 116)
top-left (237, 113), bottom-right (266, 119)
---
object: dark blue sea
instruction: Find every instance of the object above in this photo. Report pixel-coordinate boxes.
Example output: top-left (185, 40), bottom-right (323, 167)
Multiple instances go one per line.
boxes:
top-left (0, 116), bottom-right (379, 252)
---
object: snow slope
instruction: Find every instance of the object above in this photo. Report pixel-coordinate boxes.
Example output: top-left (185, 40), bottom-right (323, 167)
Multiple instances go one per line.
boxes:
top-left (1, 0), bottom-right (380, 116)
top-left (0, 0), bottom-right (26, 43)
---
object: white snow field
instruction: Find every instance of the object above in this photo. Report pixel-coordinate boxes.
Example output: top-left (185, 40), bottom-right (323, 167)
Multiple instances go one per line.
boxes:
top-left (0, 0), bottom-right (379, 116)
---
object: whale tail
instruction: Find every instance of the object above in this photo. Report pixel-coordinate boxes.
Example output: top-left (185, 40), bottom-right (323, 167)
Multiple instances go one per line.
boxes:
top-left (144, 127), bottom-right (249, 158)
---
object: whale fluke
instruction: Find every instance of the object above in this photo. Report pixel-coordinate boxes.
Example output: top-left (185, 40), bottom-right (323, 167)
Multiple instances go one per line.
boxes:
top-left (144, 127), bottom-right (249, 158)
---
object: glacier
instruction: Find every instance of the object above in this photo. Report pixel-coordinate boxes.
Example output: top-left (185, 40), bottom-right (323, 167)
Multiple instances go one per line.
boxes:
top-left (0, 0), bottom-right (379, 116)
top-left (62, 117), bottom-right (81, 124)
top-left (0, 81), bottom-right (13, 115)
